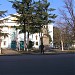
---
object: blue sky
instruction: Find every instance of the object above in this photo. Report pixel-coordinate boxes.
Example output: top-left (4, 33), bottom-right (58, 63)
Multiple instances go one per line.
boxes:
top-left (0, 0), bottom-right (64, 17)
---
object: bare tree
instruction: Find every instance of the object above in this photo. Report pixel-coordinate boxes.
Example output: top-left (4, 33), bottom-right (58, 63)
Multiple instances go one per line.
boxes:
top-left (56, 19), bottom-right (66, 51)
top-left (55, 18), bottom-right (73, 51)
top-left (59, 0), bottom-right (75, 40)
top-left (55, 0), bottom-right (75, 50)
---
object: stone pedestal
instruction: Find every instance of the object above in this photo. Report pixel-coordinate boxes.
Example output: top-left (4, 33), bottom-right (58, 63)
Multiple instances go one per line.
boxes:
top-left (43, 35), bottom-right (49, 45)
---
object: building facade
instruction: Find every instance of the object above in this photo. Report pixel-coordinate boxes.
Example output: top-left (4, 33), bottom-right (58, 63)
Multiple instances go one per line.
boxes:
top-left (0, 15), bottom-right (53, 49)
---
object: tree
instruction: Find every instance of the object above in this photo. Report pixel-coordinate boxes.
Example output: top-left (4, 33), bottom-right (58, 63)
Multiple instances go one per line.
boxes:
top-left (0, 11), bottom-right (6, 18)
top-left (33, 0), bottom-right (57, 45)
top-left (9, 0), bottom-right (34, 51)
top-left (59, 0), bottom-right (75, 45)
top-left (53, 26), bottom-right (61, 48)
top-left (55, 19), bottom-right (73, 51)
top-left (0, 10), bottom-right (7, 53)
top-left (10, 0), bottom-right (56, 51)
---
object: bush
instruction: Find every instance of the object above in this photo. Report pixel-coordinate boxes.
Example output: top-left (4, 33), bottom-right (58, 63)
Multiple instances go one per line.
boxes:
top-left (69, 47), bottom-right (75, 50)
top-left (28, 41), bottom-right (34, 49)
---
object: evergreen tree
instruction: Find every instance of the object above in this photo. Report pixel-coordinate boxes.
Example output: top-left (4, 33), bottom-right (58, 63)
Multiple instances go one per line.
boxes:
top-left (9, 0), bottom-right (35, 51)
top-left (9, 0), bottom-right (56, 51)
top-left (0, 10), bottom-right (7, 52)
top-left (33, 0), bottom-right (57, 45)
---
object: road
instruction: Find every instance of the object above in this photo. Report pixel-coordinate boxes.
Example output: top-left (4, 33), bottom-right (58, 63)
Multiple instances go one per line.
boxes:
top-left (0, 54), bottom-right (75, 75)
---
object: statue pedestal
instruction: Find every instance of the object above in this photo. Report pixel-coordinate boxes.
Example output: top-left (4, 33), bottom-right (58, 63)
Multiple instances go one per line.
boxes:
top-left (43, 34), bottom-right (49, 45)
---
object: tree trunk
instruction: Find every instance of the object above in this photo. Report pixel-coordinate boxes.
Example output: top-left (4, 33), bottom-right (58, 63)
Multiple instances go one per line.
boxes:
top-left (61, 40), bottom-right (64, 51)
top-left (16, 29), bottom-right (19, 51)
top-left (27, 31), bottom-right (29, 51)
top-left (73, 22), bottom-right (75, 39)
top-left (40, 30), bottom-right (43, 45)
top-left (0, 39), bottom-right (2, 54)
top-left (24, 32), bottom-right (26, 51)
top-left (24, 21), bottom-right (26, 51)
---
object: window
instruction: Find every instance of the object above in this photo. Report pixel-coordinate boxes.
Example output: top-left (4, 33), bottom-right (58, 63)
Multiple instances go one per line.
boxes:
top-left (36, 42), bottom-right (38, 45)
top-left (44, 26), bottom-right (45, 28)
top-left (4, 41), bottom-right (6, 45)
top-left (4, 36), bottom-right (6, 39)
top-left (36, 35), bottom-right (38, 40)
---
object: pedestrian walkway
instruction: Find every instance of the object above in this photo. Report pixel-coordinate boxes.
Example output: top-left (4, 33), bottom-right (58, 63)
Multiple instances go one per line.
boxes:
top-left (1, 49), bottom-right (20, 55)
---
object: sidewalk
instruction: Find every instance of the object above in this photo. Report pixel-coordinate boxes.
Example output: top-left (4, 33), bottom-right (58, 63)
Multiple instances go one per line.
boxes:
top-left (0, 49), bottom-right (75, 55)
top-left (1, 49), bottom-right (20, 55)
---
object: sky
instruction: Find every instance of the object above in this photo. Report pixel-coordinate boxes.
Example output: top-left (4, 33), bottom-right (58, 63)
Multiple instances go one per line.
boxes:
top-left (0, 0), bottom-right (64, 17)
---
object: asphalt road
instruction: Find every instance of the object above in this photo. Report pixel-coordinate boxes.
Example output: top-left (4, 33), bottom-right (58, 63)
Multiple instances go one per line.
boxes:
top-left (0, 54), bottom-right (75, 75)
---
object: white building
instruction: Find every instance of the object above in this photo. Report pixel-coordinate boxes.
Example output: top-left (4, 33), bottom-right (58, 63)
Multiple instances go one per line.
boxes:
top-left (0, 15), bottom-right (53, 49)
